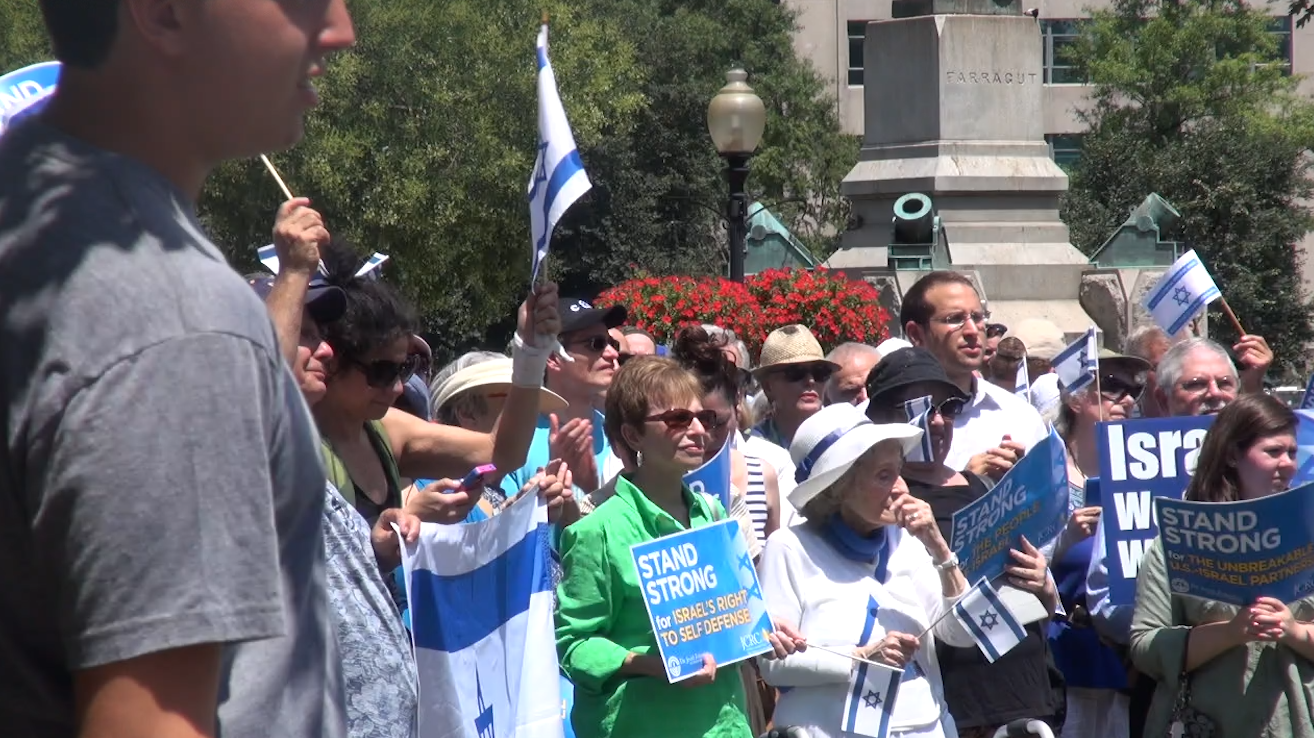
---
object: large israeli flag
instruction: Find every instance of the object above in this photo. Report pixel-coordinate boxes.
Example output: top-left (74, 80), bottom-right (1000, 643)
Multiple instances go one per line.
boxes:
top-left (0, 61), bottom-right (60, 135)
top-left (1143, 249), bottom-right (1221, 336)
top-left (400, 494), bottom-right (565, 738)
top-left (528, 24), bottom-right (591, 282)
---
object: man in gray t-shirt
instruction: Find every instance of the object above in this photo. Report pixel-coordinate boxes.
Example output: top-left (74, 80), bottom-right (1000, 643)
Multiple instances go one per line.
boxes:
top-left (0, 3), bottom-right (355, 737)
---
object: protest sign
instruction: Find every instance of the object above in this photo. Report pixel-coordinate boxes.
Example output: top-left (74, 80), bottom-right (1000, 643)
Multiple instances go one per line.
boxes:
top-left (1294, 410), bottom-right (1314, 488)
top-left (0, 61), bottom-right (59, 135)
top-left (629, 519), bottom-right (774, 682)
top-left (950, 429), bottom-right (1069, 583)
top-left (684, 440), bottom-right (732, 511)
top-left (1156, 481), bottom-right (1314, 606)
top-left (1096, 416), bottom-right (1212, 605)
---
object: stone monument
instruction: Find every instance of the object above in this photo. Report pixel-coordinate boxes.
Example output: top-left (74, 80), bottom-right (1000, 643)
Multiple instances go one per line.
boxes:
top-left (827, 0), bottom-right (1093, 338)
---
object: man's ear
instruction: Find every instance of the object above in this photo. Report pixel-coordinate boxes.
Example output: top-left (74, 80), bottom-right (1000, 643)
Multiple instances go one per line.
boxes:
top-left (905, 321), bottom-right (926, 347)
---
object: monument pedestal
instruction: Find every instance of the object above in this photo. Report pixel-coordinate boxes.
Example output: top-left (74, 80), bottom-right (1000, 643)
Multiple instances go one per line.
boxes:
top-left (829, 13), bottom-right (1093, 334)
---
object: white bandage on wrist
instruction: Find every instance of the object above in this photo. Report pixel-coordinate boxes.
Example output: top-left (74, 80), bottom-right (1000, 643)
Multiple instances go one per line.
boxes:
top-left (512, 333), bottom-right (552, 388)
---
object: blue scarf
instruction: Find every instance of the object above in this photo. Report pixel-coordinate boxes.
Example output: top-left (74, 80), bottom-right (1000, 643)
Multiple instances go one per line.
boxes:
top-left (823, 514), bottom-right (891, 583)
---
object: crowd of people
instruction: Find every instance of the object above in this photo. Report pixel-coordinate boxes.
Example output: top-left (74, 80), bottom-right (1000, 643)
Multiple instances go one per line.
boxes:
top-left (2, 3), bottom-right (1312, 738)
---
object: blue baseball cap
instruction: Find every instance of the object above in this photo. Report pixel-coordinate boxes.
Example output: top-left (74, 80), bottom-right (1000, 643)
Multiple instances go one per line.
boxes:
top-left (246, 274), bottom-right (347, 324)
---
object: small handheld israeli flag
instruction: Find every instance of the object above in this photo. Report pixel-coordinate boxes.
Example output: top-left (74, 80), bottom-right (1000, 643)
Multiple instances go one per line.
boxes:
top-left (527, 23), bottom-right (591, 282)
top-left (1052, 328), bottom-right (1099, 394)
top-left (1143, 249), bottom-right (1221, 336)
top-left (841, 657), bottom-right (902, 738)
top-left (953, 577), bottom-right (1027, 663)
top-left (1299, 373), bottom-right (1314, 410)
top-left (355, 252), bottom-right (389, 280)
top-left (1014, 356), bottom-right (1031, 402)
top-left (902, 396), bottom-right (935, 463)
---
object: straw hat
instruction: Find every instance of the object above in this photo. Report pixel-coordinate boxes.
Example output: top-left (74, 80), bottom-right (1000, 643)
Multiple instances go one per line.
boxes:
top-left (787, 404), bottom-right (924, 511)
top-left (753, 324), bottom-right (840, 379)
top-left (431, 359), bottom-right (568, 416)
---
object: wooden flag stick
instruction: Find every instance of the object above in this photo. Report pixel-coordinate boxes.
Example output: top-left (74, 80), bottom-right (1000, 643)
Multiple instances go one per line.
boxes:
top-left (542, 9), bottom-right (549, 24)
top-left (259, 154), bottom-right (295, 201)
top-left (805, 643), bottom-right (891, 669)
top-left (1218, 297), bottom-right (1246, 337)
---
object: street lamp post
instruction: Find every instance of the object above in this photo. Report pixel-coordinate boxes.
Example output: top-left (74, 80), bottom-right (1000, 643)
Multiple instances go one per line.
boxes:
top-left (707, 69), bottom-right (766, 283)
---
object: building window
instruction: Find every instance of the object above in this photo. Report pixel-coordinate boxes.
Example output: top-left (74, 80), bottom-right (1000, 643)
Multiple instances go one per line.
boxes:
top-left (1266, 15), bottom-right (1293, 74)
top-left (848, 20), bottom-right (868, 86)
top-left (1046, 134), bottom-right (1084, 170)
top-left (1042, 20), bottom-right (1086, 84)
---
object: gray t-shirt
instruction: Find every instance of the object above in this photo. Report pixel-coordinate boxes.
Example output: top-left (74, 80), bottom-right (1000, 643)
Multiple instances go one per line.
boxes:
top-left (323, 482), bottom-right (418, 738)
top-left (0, 120), bottom-right (345, 738)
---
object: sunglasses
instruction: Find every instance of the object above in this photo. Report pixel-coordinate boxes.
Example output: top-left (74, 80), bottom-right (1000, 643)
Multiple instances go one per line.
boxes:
top-left (901, 396), bottom-right (968, 422)
top-left (570, 335), bottom-right (621, 354)
top-left (1099, 375), bottom-right (1145, 403)
top-left (985, 324), bottom-right (1008, 339)
top-left (778, 363), bottom-right (836, 384)
top-left (645, 408), bottom-right (719, 430)
top-left (352, 355), bottom-right (418, 389)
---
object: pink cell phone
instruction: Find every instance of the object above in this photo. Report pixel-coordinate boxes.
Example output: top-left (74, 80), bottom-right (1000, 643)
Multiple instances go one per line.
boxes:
top-left (458, 464), bottom-right (497, 491)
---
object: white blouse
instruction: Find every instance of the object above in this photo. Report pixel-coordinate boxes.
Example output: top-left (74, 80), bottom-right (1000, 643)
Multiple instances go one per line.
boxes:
top-left (757, 523), bottom-right (976, 738)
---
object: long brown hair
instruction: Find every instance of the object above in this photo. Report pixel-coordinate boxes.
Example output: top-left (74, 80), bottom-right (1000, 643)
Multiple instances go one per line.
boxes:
top-left (1183, 393), bottom-right (1296, 503)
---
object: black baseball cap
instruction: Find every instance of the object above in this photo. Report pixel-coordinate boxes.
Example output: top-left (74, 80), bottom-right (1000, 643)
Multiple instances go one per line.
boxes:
top-left (246, 273), bottom-right (347, 324)
top-left (558, 297), bottom-right (627, 335)
top-left (865, 347), bottom-right (970, 407)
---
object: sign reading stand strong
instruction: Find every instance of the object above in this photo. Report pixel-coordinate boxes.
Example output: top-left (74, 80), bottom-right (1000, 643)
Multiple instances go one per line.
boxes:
top-left (0, 61), bottom-right (60, 135)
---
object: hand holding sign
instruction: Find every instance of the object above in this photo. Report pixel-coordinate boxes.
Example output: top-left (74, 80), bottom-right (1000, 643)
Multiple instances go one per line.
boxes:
top-left (1250, 597), bottom-right (1298, 643)
top-left (676, 654), bottom-right (718, 688)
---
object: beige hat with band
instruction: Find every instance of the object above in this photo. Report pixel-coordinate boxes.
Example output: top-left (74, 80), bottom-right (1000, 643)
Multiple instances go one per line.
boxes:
top-left (753, 324), bottom-right (840, 379)
top-left (431, 359), bottom-right (568, 416)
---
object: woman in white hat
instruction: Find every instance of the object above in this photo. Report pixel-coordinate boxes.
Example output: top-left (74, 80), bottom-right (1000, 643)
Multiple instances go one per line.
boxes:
top-left (757, 403), bottom-right (977, 738)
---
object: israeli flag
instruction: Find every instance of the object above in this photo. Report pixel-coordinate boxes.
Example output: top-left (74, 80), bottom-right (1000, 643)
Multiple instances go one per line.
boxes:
top-left (256, 243), bottom-right (340, 279)
top-left (953, 577), bottom-right (1027, 663)
top-left (1300, 373), bottom-right (1314, 410)
top-left (1052, 328), bottom-right (1099, 394)
top-left (400, 493), bottom-right (565, 738)
top-left (1143, 249), bottom-right (1221, 336)
top-left (841, 658), bottom-right (902, 738)
top-left (528, 24), bottom-right (591, 282)
top-left (1014, 356), bottom-right (1031, 402)
top-left (902, 395), bottom-right (934, 463)
top-left (0, 61), bottom-right (60, 136)
top-left (355, 252), bottom-right (390, 280)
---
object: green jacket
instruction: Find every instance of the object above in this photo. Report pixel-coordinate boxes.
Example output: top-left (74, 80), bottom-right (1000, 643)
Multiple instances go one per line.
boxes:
top-left (555, 474), bottom-right (751, 738)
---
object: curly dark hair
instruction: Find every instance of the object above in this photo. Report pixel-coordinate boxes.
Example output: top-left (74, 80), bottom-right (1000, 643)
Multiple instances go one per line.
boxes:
top-left (317, 237), bottom-right (419, 370)
top-left (670, 326), bottom-right (740, 404)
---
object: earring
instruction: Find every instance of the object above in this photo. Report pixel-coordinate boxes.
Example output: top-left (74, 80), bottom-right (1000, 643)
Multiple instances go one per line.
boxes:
top-left (636, 450), bottom-right (645, 468)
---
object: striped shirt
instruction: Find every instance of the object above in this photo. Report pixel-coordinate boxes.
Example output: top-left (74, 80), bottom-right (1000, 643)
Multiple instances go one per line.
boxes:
top-left (744, 454), bottom-right (769, 542)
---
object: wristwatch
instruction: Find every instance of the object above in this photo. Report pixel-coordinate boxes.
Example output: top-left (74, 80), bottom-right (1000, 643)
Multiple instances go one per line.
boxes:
top-left (932, 552), bottom-right (960, 572)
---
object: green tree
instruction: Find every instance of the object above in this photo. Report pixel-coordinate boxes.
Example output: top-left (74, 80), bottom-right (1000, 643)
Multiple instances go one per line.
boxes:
top-left (1060, 0), bottom-right (1314, 377)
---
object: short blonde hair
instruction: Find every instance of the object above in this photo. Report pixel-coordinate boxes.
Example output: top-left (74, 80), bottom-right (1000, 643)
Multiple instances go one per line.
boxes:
top-left (604, 356), bottom-right (702, 460)
top-left (801, 439), bottom-right (907, 526)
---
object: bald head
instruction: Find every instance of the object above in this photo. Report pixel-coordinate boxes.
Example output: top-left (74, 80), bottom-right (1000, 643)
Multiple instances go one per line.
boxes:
top-left (824, 342), bottom-right (881, 406)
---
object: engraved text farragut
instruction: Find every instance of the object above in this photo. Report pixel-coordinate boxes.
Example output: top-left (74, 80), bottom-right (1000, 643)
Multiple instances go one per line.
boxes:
top-left (945, 70), bottom-right (1039, 85)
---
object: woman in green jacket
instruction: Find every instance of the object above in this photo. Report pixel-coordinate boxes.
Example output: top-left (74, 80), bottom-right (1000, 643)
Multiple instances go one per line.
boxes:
top-left (1131, 393), bottom-right (1314, 738)
top-left (556, 356), bottom-right (802, 738)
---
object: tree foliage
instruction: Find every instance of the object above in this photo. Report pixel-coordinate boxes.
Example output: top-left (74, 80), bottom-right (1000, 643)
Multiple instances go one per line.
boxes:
top-left (1060, 0), bottom-right (1314, 376)
top-left (0, 1), bottom-right (855, 360)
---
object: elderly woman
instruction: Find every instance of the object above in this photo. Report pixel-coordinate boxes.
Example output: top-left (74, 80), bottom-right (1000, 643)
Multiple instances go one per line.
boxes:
top-left (757, 402), bottom-right (977, 738)
top-left (1131, 393), bottom-right (1314, 738)
top-left (555, 357), bottom-right (802, 738)
top-left (863, 348), bottom-right (1061, 738)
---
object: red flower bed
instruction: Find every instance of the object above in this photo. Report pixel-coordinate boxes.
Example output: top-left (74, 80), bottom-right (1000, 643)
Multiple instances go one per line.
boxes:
top-left (596, 268), bottom-right (891, 358)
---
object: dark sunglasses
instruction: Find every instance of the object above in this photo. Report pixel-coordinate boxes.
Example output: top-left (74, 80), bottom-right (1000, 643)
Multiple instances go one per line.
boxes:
top-left (901, 395), bottom-right (968, 422)
top-left (778, 363), bottom-right (836, 384)
top-left (352, 354), bottom-right (418, 389)
top-left (985, 323), bottom-right (1008, 339)
top-left (645, 408), bottom-right (719, 430)
top-left (1099, 375), bottom-right (1145, 403)
top-left (571, 335), bottom-right (621, 354)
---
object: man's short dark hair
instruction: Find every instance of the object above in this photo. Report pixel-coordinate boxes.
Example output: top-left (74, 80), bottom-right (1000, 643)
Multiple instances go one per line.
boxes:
top-left (898, 271), bottom-right (977, 328)
top-left (40, 0), bottom-right (121, 69)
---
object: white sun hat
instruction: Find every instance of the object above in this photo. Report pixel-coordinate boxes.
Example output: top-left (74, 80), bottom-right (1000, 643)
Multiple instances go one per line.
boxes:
top-left (431, 358), bottom-right (568, 416)
top-left (787, 403), bottom-right (924, 511)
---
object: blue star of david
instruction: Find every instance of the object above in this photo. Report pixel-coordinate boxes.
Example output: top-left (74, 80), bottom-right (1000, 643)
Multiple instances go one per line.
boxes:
top-left (744, 580), bottom-right (762, 601)
top-left (738, 551), bottom-right (755, 577)
top-left (527, 139), bottom-right (549, 201)
top-left (864, 689), bottom-right (883, 709)
top-left (1172, 285), bottom-right (1192, 307)
top-left (979, 611), bottom-right (999, 631)
top-left (475, 671), bottom-right (495, 738)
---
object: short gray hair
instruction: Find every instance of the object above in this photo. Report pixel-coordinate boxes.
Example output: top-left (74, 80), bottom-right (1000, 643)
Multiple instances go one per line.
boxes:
top-left (701, 324), bottom-right (751, 370)
top-left (430, 350), bottom-right (506, 423)
top-left (1125, 324), bottom-right (1172, 361)
top-left (1155, 337), bottom-right (1236, 394)
top-left (825, 342), bottom-right (880, 365)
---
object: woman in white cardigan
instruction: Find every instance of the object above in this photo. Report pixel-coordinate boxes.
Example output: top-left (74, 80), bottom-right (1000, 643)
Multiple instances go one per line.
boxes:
top-left (757, 403), bottom-right (977, 738)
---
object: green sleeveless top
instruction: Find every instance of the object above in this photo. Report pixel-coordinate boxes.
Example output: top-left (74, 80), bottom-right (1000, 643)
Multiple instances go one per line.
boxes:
top-left (322, 420), bottom-right (403, 525)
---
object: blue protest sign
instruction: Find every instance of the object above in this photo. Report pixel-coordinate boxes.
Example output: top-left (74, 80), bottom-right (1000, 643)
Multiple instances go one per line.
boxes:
top-left (629, 518), bottom-right (774, 682)
top-left (1097, 415), bottom-right (1213, 605)
top-left (559, 672), bottom-right (576, 738)
top-left (685, 439), bottom-right (732, 511)
top-left (0, 61), bottom-right (60, 134)
top-left (1293, 410), bottom-right (1314, 488)
top-left (1155, 482), bottom-right (1314, 606)
top-left (950, 428), bottom-right (1069, 583)
top-left (1300, 376), bottom-right (1314, 410)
